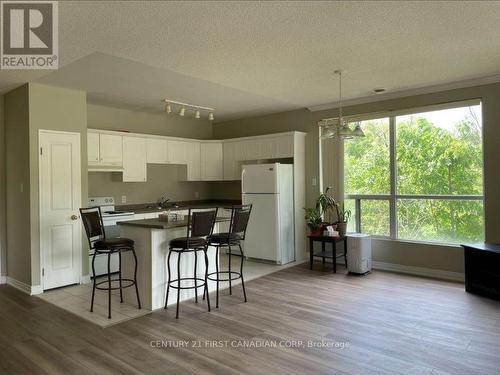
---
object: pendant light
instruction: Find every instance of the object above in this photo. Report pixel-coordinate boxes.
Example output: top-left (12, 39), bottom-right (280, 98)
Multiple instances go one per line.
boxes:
top-left (351, 121), bottom-right (365, 137)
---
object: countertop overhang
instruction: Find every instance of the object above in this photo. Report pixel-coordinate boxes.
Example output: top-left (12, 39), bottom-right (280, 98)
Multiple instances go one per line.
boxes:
top-left (117, 217), bottom-right (230, 229)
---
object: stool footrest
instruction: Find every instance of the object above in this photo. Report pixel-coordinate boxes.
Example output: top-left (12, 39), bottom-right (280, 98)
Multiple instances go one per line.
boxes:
top-left (95, 278), bottom-right (136, 291)
top-left (168, 277), bottom-right (207, 290)
top-left (207, 270), bottom-right (242, 282)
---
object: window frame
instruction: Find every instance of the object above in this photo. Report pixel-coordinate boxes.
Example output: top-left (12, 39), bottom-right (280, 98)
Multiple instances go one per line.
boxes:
top-left (343, 100), bottom-right (484, 244)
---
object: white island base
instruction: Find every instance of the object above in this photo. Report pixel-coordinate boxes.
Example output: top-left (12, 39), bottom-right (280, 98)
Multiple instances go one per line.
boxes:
top-left (119, 223), bottom-right (219, 311)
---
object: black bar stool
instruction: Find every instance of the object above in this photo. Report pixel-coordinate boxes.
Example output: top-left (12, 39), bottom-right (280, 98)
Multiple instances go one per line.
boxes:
top-left (164, 208), bottom-right (218, 319)
top-left (204, 205), bottom-right (252, 308)
top-left (80, 207), bottom-right (141, 319)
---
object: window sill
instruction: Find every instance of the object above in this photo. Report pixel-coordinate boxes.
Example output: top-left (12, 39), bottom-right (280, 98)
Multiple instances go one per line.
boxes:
top-left (353, 234), bottom-right (463, 249)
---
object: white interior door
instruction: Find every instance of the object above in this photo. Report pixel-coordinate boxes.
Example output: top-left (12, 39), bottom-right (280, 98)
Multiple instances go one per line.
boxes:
top-left (40, 130), bottom-right (82, 290)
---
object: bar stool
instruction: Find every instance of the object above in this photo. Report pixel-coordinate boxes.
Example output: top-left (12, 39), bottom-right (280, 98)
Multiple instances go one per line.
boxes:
top-left (204, 205), bottom-right (252, 308)
top-left (80, 207), bottom-right (141, 319)
top-left (164, 208), bottom-right (218, 319)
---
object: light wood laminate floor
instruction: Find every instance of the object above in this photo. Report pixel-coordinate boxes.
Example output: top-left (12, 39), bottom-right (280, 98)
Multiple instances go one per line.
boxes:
top-left (1, 264), bottom-right (500, 375)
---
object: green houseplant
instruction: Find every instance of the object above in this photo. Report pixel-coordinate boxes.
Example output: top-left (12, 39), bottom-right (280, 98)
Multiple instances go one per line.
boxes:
top-left (315, 186), bottom-right (340, 221)
top-left (304, 207), bottom-right (323, 236)
top-left (336, 204), bottom-right (352, 236)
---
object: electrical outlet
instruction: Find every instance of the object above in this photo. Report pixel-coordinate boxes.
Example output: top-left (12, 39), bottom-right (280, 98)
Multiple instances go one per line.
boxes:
top-left (121, 195), bottom-right (127, 204)
top-left (194, 191), bottom-right (199, 199)
top-left (312, 177), bottom-right (317, 186)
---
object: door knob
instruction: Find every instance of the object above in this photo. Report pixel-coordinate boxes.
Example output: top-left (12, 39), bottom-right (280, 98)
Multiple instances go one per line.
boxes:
top-left (71, 214), bottom-right (79, 220)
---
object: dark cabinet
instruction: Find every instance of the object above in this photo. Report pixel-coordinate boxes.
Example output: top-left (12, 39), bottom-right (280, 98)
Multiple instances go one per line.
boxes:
top-left (462, 243), bottom-right (500, 301)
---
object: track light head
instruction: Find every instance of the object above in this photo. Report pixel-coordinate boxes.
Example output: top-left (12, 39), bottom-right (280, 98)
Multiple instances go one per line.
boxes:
top-left (179, 107), bottom-right (186, 116)
top-left (165, 103), bottom-right (172, 114)
top-left (208, 112), bottom-right (214, 121)
top-left (195, 109), bottom-right (201, 119)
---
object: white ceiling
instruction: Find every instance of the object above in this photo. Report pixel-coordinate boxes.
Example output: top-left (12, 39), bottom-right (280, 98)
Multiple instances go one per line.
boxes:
top-left (1, 1), bottom-right (500, 121)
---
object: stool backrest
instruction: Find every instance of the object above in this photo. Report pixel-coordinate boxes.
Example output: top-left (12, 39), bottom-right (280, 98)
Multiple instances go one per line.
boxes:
top-left (187, 208), bottom-right (218, 238)
top-left (229, 204), bottom-right (252, 240)
top-left (79, 207), bottom-right (105, 250)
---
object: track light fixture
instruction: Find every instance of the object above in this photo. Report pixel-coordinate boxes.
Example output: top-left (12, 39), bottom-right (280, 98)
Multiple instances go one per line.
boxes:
top-left (163, 99), bottom-right (215, 121)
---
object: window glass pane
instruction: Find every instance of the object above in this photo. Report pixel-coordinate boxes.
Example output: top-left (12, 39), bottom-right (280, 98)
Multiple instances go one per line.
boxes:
top-left (397, 199), bottom-right (484, 243)
top-left (344, 199), bottom-right (356, 233)
top-left (344, 118), bottom-right (390, 194)
top-left (396, 105), bottom-right (483, 195)
top-left (360, 200), bottom-right (390, 237)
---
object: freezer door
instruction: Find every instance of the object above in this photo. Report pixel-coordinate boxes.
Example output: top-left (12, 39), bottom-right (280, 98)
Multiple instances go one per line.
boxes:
top-left (242, 193), bottom-right (280, 262)
top-left (242, 163), bottom-right (279, 194)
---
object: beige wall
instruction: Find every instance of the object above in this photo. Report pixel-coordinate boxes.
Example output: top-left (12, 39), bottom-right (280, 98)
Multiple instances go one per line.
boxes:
top-left (87, 104), bottom-right (213, 139)
top-left (0, 94), bottom-right (6, 278)
top-left (214, 82), bottom-right (500, 274)
top-left (28, 83), bottom-right (88, 285)
top-left (88, 164), bottom-right (213, 204)
top-left (5, 85), bottom-right (31, 285)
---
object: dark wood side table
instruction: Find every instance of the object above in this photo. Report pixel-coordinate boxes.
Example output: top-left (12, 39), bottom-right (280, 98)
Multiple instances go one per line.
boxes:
top-left (462, 243), bottom-right (500, 301)
top-left (308, 235), bottom-right (347, 273)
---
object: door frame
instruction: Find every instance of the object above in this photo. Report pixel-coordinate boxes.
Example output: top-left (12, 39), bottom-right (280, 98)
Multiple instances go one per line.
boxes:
top-left (38, 129), bottom-right (82, 291)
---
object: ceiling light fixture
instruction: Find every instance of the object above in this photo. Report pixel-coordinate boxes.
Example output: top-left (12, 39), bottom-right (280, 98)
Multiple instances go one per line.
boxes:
top-left (162, 99), bottom-right (215, 121)
top-left (319, 70), bottom-right (365, 140)
top-left (165, 102), bottom-right (172, 114)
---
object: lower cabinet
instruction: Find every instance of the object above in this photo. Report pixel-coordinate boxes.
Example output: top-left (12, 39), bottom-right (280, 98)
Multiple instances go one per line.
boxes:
top-left (123, 136), bottom-right (147, 182)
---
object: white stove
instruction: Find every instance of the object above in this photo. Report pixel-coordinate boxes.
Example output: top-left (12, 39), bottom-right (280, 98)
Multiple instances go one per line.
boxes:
top-left (87, 197), bottom-right (135, 277)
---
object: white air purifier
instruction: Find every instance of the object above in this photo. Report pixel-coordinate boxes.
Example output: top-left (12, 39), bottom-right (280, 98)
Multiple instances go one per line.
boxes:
top-left (347, 234), bottom-right (372, 274)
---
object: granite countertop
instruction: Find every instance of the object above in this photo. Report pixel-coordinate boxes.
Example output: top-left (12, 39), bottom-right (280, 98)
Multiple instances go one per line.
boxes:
top-left (116, 200), bottom-right (241, 214)
top-left (117, 217), bottom-right (230, 230)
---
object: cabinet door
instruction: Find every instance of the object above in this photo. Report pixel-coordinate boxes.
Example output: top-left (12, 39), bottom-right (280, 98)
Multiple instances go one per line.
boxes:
top-left (258, 137), bottom-right (277, 159)
top-left (123, 137), bottom-right (147, 182)
top-left (186, 141), bottom-right (201, 181)
top-left (276, 134), bottom-right (294, 158)
top-left (201, 142), bottom-right (223, 180)
top-left (146, 138), bottom-right (168, 164)
top-left (99, 134), bottom-right (123, 165)
top-left (87, 132), bottom-right (100, 164)
top-left (223, 142), bottom-right (237, 180)
top-left (167, 140), bottom-right (188, 164)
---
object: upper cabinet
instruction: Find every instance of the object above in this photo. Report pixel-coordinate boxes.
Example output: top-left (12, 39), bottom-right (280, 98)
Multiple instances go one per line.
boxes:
top-left (87, 132), bottom-right (100, 164)
top-left (87, 131), bottom-right (123, 169)
top-left (99, 134), bottom-right (123, 166)
top-left (146, 138), bottom-right (168, 164)
top-left (200, 142), bottom-right (223, 181)
top-left (87, 130), bottom-right (302, 182)
top-left (123, 136), bottom-right (147, 182)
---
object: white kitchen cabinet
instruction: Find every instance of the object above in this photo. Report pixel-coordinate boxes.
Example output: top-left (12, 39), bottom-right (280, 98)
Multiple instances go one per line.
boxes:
top-left (123, 136), bottom-right (147, 182)
top-left (200, 142), bottom-right (223, 181)
top-left (167, 140), bottom-right (188, 164)
top-left (146, 138), bottom-right (168, 164)
top-left (223, 142), bottom-right (240, 180)
top-left (276, 134), bottom-right (294, 158)
top-left (87, 132), bottom-right (100, 164)
top-left (99, 134), bottom-right (123, 166)
top-left (186, 141), bottom-right (201, 181)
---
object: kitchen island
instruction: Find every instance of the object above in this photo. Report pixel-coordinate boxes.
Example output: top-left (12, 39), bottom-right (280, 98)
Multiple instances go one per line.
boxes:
top-left (118, 217), bottom-right (229, 310)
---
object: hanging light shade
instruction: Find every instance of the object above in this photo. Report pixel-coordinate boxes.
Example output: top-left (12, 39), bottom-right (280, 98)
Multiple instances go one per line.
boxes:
top-left (321, 125), bottom-right (337, 139)
top-left (337, 121), bottom-right (354, 139)
top-left (165, 102), bottom-right (172, 114)
top-left (179, 107), bottom-right (186, 116)
top-left (194, 109), bottom-right (201, 119)
top-left (351, 122), bottom-right (365, 137)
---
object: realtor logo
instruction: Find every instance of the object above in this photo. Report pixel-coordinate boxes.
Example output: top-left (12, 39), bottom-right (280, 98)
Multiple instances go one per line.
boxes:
top-left (1, 0), bottom-right (58, 69)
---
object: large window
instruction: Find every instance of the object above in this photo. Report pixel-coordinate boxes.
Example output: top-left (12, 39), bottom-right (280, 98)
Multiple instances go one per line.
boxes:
top-left (344, 103), bottom-right (484, 244)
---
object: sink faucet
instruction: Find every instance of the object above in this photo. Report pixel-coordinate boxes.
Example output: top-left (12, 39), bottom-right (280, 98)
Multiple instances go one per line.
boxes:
top-left (157, 195), bottom-right (170, 209)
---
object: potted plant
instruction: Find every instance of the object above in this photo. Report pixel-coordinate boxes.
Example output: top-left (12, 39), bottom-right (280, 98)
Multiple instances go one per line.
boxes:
top-left (336, 204), bottom-right (351, 236)
top-left (315, 186), bottom-right (340, 231)
top-left (304, 207), bottom-right (323, 236)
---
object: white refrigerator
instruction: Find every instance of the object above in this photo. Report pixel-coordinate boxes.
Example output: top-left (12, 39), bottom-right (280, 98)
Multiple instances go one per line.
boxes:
top-left (242, 163), bottom-right (295, 264)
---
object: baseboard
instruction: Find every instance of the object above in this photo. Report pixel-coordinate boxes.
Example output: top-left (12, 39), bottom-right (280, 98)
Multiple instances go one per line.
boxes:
top-left (80, 275), bottom-right (91, 284)
top-left (6, 277), bottom-right (44, 295)
top-left (0, 275), bottom-right (6, 284)
top-left (372, 261), bottom-right (465, 282)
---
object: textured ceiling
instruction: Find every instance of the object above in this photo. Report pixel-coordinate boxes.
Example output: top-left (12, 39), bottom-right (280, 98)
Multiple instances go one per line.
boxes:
top-left (1, 1), bottom-right (500, 121)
